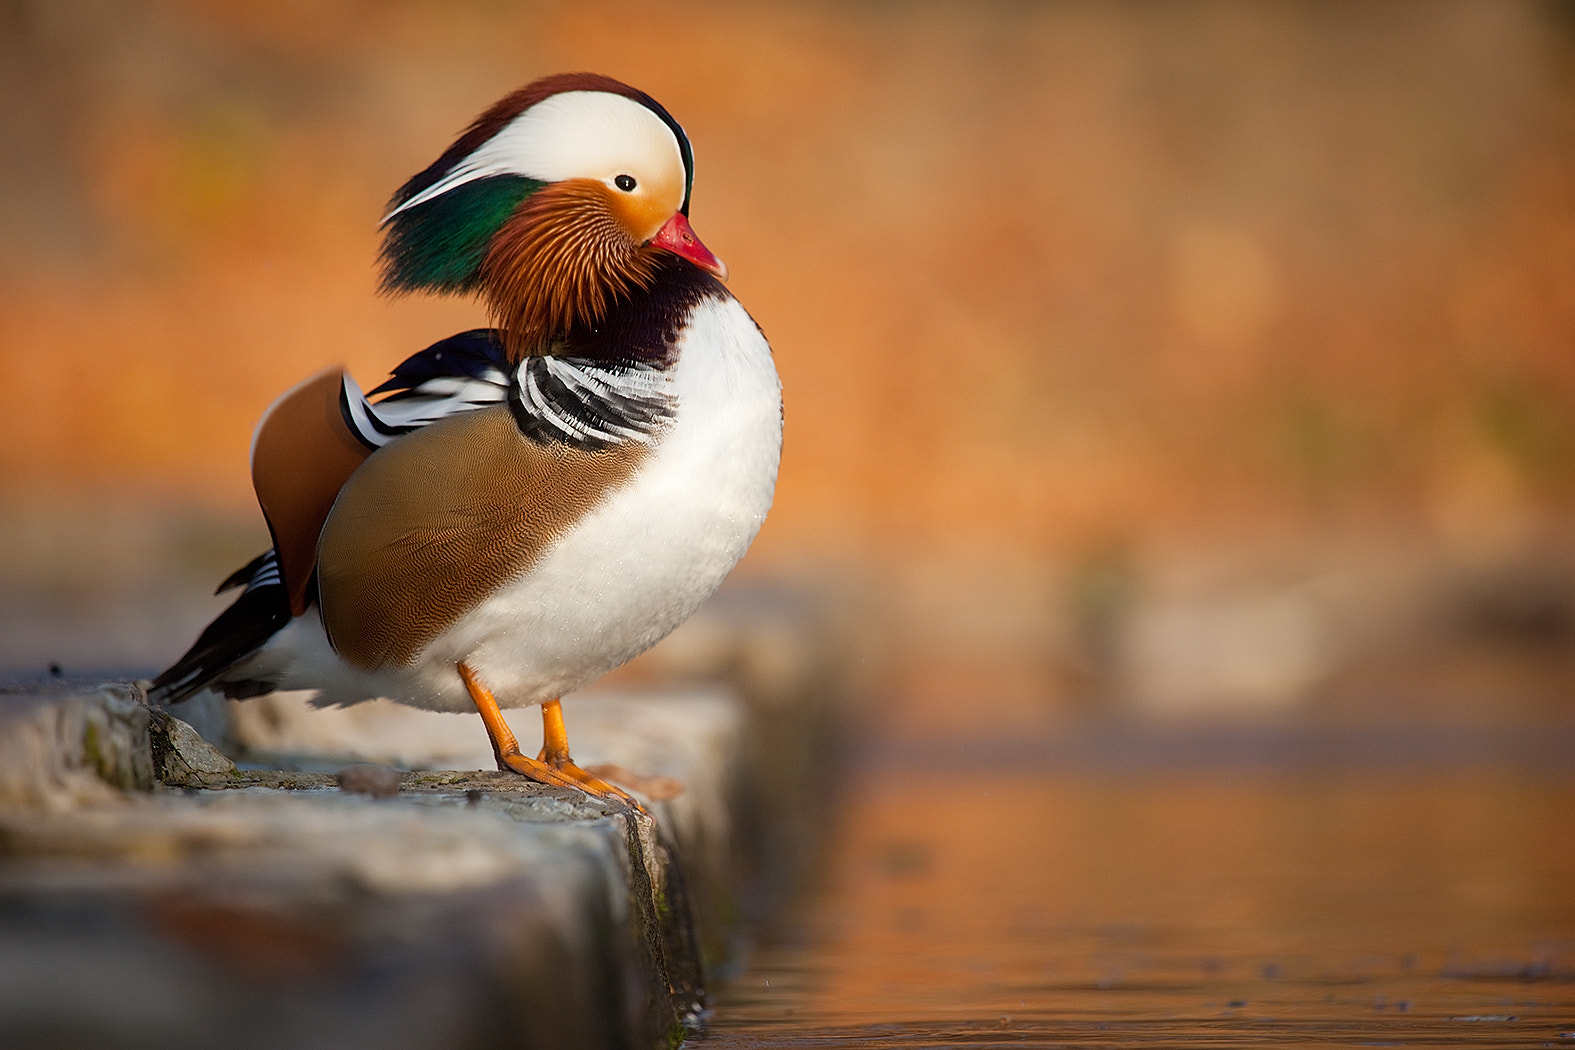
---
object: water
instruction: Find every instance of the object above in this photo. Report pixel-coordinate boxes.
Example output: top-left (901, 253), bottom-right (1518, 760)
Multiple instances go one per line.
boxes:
top-left (697, 727), bottom-right (1575, 1048)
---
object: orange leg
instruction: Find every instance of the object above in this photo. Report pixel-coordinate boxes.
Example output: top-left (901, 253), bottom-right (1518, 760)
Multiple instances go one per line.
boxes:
top-left (458, 663), bottom-right (644, 811)
top-left (536, 698), bottom-right (573, 765)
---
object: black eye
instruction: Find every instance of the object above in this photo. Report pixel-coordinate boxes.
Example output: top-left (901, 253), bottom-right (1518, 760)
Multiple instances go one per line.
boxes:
top-left (614, 174), bottom-right (637, 192)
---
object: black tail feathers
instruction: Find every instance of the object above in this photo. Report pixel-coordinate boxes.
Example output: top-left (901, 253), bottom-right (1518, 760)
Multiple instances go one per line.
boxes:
top-left (149, 551), bottom-right (292, 704)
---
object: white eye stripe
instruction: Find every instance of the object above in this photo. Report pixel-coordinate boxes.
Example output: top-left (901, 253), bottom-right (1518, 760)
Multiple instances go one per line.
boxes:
top-left (385, 92), bottom-right (685, 221)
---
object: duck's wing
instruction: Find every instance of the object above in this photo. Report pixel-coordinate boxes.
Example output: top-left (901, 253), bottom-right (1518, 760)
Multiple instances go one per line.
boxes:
top-left (252, 328), bottom-right (515, 616)
top-left (151, 330), bottom-right (514, 703)
top-left (249, 368), bottom-right (376, 617)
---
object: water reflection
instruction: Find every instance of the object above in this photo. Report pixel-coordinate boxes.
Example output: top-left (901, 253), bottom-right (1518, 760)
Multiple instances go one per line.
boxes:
top-left (700, 734), bottom-right (1575, 1047)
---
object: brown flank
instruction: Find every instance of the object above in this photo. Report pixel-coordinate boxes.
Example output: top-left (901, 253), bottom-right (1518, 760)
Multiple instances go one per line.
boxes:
top-left (316, 403), bottom-right (647, 670)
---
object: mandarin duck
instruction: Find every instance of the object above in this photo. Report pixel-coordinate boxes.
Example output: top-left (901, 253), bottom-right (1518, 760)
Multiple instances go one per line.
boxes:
top-left (150, 73), bottom-right (783, 808)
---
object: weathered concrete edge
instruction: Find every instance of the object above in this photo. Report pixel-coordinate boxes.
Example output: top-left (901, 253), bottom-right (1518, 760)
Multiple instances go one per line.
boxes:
top-left (0, 682), bottom-right (155, 810)
top-left (0, 681), bottom-right (714, 1049)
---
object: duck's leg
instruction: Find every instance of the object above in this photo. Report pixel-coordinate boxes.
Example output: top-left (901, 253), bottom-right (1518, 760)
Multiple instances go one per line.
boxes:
top-left (534, 698), bottom-right (647, 809)
top-left (458, 662), bottom-right (644, 811)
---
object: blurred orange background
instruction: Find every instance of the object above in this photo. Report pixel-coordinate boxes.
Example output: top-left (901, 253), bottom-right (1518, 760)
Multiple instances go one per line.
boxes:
top-left (2, 0), bottom-right (1574, 726)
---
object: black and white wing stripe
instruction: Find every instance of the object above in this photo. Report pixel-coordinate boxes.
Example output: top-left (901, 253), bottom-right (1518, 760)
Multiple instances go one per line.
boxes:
top-left (512, 355), bottom-right (673, 450)
top-left (338, 327), bottom-right (675, 454)
top-left (341, 328), bottom-right (513, 449)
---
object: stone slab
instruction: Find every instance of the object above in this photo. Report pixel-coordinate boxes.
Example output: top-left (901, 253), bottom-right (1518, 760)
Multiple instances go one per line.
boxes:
top-left (0, 685), bottom-right (739, 1050)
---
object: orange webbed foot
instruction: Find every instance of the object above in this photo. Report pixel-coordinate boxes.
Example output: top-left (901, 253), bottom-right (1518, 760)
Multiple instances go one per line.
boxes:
top-left (459, 663), bottom-right (648, 814)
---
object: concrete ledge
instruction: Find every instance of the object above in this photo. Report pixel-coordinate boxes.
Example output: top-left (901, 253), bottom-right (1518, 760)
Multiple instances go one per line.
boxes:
top-left (0, 683), bottom-right (154, 811)
top-left (0, 680), bottom-right (782, 1049)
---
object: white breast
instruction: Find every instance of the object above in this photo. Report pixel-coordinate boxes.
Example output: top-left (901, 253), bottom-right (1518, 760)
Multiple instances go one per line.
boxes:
top-left (421, 294), bottom-right (783, 708)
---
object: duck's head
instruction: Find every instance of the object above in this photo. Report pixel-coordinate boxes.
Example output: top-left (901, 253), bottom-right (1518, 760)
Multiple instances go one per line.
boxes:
top-left (379, 73), bottom-right (725, 359)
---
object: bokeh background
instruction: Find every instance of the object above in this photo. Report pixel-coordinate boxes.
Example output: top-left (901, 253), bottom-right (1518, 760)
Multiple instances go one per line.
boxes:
top-left (3, 0), bottom-right (1575, 735)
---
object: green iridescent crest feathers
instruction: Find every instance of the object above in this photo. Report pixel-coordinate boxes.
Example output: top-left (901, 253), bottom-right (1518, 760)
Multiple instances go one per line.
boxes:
top-left (378, 175), bottom-right (543, 295)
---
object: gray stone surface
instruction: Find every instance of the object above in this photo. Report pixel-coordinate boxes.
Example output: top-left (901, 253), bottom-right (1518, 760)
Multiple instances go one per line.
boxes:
top-left (0, 685), bottom-right (757, 1049)
top-left (0, 682), bottom-right (153, 811)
